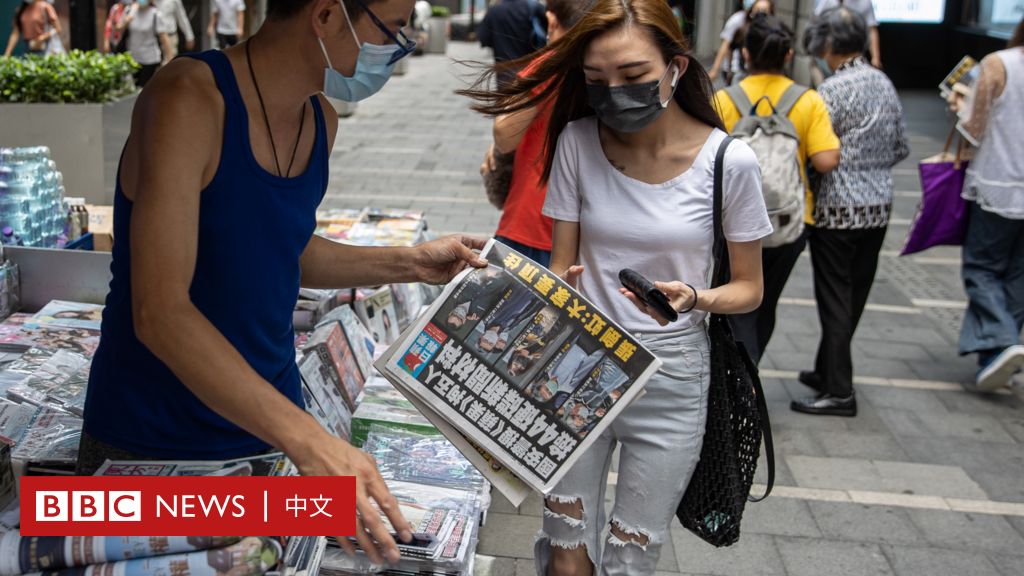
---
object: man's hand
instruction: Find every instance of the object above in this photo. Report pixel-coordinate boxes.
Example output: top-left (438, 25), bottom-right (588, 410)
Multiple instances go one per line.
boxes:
top-left (412, 235), bottom-right (488, 285)
top-left (292, 433), bottom-right (413, 566)
top-left (620, 280), bottom-right (696, 326)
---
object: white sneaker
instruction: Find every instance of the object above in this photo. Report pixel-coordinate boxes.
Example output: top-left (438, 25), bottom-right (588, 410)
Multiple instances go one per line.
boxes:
top-left (976, 345), bottom-right (1024, 391)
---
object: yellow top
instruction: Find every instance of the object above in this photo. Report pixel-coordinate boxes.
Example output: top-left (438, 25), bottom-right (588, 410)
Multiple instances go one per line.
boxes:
top-left (714, 74), bottom-right (840, 225)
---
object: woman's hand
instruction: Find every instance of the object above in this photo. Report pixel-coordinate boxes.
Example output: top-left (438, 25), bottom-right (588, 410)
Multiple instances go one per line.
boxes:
top-left (620, 280), bottom-right (696, 326)
top-left (480, 144), bottom-right (497, 177)
top-left (291, 433), bottom-right (413, 566)
top-left (559, 265), bottom-right (583, 289)
top-left (412, 235), bottom-right (488, 285)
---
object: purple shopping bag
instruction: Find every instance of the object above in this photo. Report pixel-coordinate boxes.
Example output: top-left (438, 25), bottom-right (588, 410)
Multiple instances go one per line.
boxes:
top-left (901, 132), bottom-right (970, 256)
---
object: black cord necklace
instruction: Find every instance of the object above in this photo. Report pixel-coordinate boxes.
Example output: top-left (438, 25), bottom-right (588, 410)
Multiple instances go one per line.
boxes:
top-left (246, 38), bottom-right (306, 178)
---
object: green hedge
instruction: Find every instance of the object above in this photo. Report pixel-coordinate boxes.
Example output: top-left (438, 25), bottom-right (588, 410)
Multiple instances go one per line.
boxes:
top-left (0, 50), bottom-right (139, 104)
top-left (431, 6), bottom-right (450, 17)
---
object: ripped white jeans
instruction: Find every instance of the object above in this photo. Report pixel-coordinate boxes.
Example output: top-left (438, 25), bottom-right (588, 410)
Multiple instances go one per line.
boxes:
top-left (535, 324), bottom-right (710, 576)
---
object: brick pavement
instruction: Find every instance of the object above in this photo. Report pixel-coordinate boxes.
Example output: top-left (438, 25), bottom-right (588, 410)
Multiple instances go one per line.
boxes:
top-left (324, 42), bottom-right (1024, 576)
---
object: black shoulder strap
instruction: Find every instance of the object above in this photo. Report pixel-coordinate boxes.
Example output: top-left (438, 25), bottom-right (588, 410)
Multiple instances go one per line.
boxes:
top-left (712, 135), bottom-right (733, 289)
top-left (712, 134), bottom-right (776, 503)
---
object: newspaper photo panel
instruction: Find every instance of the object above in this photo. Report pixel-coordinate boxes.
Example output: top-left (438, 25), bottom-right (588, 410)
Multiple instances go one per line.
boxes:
top-left (375, 240), bottom-right (662, 494)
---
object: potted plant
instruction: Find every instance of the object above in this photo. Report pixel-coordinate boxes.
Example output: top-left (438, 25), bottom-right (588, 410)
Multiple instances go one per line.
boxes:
top-left (426, 6), bottom-right (449, 55)
top-left (0, 51), bottom-right (140, 205)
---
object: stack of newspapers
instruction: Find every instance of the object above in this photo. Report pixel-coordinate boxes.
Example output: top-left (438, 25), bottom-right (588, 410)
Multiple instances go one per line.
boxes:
top-left (0, 533), bottom-right (283, 576)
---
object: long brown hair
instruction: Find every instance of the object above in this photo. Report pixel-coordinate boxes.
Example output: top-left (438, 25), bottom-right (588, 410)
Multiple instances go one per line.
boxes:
top-left (459, 0), bottom-right (724, 184)
top-left (1010, 16), bottom-right (1024, 49)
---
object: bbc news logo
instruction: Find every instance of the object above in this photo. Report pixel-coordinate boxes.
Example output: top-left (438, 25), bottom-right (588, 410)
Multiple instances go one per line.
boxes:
top-left (36, 490), bottom-right (142, 522)
top-left (21, 477), bottom-right (355, 536)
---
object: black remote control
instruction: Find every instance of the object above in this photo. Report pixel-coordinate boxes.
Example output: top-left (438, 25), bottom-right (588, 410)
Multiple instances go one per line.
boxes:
top-left (618, 269), bottom-right (679, 323)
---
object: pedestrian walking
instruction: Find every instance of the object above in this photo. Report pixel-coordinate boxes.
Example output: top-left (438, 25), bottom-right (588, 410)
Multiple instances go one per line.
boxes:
top-left (714, 13), bottom-right (840, 364)
top-left (479, 0), bottom-right (587, 267)
top-left (477, 0), bottom-right (547, 86)
top-left (104, 0), bottom-right (131, 53)
top-left (119, 0), bottom-right (168, 86)
top-left (794, 7), bottom-right (909, 416)
top-left (464, 0), bottom-right (772, 572)
top-left (949, 17), bottom-right (1024, 391)
top-left (76, 0), bottom-right (480, 567)
top-left (707, 0), bottom-right (774, 85)
top-left (3, 0), bottom-right (61, 57)
top-left (156, 0), bottom-right (195, 60)
top-left (208, 0), bottom-right (245, 48)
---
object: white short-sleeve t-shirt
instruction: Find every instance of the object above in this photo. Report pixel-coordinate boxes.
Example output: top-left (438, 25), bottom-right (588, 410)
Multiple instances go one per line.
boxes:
top-left (542, 118), bottom-right (772, 334)
top-left (213, 0), bottom-right (245, 35)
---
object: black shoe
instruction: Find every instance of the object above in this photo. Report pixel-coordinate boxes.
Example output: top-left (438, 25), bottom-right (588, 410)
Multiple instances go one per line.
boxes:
top-left (790, 393), bottom-right (857, 417)
top-left (798, 370), bottom-right (823, 391)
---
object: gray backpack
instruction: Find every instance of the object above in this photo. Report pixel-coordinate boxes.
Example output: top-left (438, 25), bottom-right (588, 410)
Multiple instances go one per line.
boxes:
top-left (725, 84), bottom-right (809, 248)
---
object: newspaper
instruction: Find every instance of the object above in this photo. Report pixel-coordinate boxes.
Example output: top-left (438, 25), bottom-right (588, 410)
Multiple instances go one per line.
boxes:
top-left (0, 533), bottom-right (243, 575)
top-left (939, 55), bottom-right (981, 147)
top-left (375, 240), bottom-right (661, 495)
top-left (94, 452), bottom-right (292, 478)
top-left (15, 537), bottom-right (281, 576)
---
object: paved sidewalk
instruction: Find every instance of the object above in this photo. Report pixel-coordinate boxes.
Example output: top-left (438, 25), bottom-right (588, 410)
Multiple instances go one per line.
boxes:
top-left (326, 42), bottom-right (1024, 576)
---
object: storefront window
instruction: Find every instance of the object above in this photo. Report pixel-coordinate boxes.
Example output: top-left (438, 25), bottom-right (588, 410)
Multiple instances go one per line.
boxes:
top-left (964, 0), bottom-right (1024, 36)
top-left (874, 0), bottom-right (947, 23)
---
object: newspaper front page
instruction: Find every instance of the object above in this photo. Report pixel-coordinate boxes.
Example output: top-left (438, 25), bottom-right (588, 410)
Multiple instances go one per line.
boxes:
top-left (375, 240), bottom-right (662, 494)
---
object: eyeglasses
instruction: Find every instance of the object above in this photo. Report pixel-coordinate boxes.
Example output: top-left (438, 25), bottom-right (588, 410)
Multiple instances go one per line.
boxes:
top-left (349, 0), bottom-right (417, 66)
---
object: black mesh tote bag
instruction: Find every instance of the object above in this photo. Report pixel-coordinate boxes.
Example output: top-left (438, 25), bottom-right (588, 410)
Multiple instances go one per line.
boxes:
top-left (675, 136), bottom-right (776, 548)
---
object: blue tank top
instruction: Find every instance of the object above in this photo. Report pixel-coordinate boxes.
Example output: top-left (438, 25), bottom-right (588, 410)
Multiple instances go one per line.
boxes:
top-left (83, 50), bottom-right (328, 459)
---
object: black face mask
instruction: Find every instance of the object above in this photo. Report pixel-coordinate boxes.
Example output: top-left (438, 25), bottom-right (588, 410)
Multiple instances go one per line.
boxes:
top-left (585, 65), bottom-right (680, 133)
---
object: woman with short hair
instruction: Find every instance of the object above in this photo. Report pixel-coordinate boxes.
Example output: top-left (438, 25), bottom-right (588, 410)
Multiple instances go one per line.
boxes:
top-left (796, 7), bottom-right (909, 416)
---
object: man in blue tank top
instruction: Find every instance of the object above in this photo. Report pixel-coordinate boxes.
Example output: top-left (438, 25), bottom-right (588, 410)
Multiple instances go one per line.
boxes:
top-left (78, 0), bottom-right (486, 565)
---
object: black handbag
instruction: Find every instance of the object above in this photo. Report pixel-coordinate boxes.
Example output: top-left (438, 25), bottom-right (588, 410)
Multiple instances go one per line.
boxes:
top-left (675, 136), bottom-right (776, 548)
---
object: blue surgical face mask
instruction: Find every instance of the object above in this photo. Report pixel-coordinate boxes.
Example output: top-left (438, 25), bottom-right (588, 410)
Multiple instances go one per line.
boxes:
top-left (743, 0), bottom-right (756, 10)
top-left (319, 0), bottom-right (414, 102)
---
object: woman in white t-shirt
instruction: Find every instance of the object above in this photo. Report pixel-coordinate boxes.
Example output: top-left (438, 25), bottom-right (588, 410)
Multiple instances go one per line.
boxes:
top-left (708, 0), bottom-right (775, 84)
top-left (464, 0), bottom-right (771, 573)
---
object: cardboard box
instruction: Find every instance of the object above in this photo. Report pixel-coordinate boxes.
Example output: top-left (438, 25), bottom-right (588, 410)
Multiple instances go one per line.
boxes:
top-left (85, 205), bottom-right (114, 251)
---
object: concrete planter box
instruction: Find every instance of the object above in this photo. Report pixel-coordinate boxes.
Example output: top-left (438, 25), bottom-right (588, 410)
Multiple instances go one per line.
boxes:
top-left (0, 93), bottom-right (137, 206)
top-left (426, 17), bottom-right (449, 54)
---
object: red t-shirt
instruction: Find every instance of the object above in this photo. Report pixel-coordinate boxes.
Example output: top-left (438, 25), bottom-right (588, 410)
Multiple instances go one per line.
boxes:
top-left (495, 59), bottom-right (554, 252)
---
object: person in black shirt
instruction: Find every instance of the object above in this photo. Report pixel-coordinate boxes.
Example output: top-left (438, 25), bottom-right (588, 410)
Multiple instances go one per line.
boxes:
top-left (478, 0), bottom-right (547, 85)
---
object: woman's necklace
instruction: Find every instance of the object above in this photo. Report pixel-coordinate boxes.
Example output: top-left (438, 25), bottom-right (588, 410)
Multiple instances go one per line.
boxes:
top-left (245, 39), bottom-right (306, 178)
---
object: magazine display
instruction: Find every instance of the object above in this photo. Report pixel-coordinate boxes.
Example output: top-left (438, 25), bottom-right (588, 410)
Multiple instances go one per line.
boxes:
top-left (0, 534), bottom-right (243, 575)
top-left (322, 479), bottom-right (479, 575)
top-left (301, 322), bottom-right (365, 412)
top-left (6, 350), bottom-right (89, 412)
top-left (0, 399), bottom-right (38, 446)
top-left (375, 240), bottom-right (661, 495)
top-left (26, 301), bottom-right (104, 332)
top-left (11, 537), bottom-right (281, 576)
top-left (275, 536), bottom-right (325, 576)
top-left (316, 306), bottom-right (374, 381)
top-left (10, 407), bottom-right (81, 468)
top-left (355, 287), bottom-right (401, 347)
top-left (298, 352), bottom-right (354, 442)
